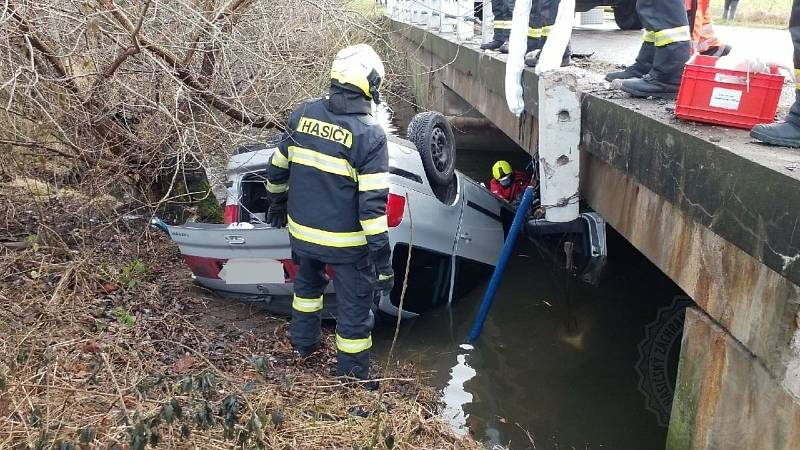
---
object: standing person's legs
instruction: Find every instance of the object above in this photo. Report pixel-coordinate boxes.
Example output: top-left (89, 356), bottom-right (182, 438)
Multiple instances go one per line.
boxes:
top-left (723, 0), bottom-right (731, 19)
top-left (728, 0), bottom-right (739, 19)
top-left (482, 0), bottom-right (513, 49)
top-left (290, 255), bottom-right (328, 354)
top-left (331, 255), bottom-right (376, 381)
top-left (750, 0), bottom-right (800, 147)
top-left (621, 0), bottom-right (690, 98)
top-left (525, 0), bottom-right (570, 67)
top-left (697, 2), bottom-right (730, 55)
top-left (606, 0), bottom-right (657, 81)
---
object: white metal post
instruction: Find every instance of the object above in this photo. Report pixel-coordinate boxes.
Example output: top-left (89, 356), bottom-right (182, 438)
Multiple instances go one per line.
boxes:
top-left (481, 0), bottom-right (493, 45)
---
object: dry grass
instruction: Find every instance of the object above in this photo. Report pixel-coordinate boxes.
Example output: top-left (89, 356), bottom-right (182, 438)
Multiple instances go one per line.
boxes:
top-left (710, 0), bottom-right (792, 28)
top-left (0, 183), bottom-right (480, 449)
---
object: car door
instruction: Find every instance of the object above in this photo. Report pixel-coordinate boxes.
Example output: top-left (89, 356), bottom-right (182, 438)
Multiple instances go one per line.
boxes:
top-left (454, 173), bottom-right (505, 265)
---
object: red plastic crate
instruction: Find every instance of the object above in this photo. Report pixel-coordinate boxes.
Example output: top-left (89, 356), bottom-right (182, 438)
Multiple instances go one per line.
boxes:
top-left (675, 55), bottom-right (785, 130)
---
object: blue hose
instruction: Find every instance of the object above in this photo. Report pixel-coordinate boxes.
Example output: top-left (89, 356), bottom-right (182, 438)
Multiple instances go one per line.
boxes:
top-left (467, 186), bottom-right (535, 343)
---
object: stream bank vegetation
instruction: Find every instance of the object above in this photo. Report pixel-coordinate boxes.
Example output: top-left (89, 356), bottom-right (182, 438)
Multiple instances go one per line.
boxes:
top-left (0, 0), bottom-right (478, 448)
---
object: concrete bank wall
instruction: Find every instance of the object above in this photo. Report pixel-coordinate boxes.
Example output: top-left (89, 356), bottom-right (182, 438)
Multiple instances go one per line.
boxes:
top-left (389, 19), bottom-right (800, 448)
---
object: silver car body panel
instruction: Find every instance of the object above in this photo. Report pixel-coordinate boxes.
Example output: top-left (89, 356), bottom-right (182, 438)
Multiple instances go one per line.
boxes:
top-left (166, 135), bottom-right (504, 316)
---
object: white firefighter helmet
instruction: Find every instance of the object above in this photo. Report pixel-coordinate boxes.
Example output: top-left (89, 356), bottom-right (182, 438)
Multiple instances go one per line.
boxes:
top-left (330, 44), bottom-right (385, 104)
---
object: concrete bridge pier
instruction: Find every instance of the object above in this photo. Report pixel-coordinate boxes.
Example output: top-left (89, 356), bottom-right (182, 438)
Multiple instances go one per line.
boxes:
top-left (390, 18), bottom-right (800, 449)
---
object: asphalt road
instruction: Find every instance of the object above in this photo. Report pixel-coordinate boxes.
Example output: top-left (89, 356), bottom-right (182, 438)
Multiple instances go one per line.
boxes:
top-left (572, 21), bottom-right (793, 71)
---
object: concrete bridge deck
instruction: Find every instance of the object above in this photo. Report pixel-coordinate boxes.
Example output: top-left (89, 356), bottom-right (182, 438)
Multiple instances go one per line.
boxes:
top-left (388, 19), bottom-right (800, 449)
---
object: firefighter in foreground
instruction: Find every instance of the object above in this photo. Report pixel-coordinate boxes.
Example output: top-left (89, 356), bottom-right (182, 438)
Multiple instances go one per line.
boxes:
top-left (265, 44), bottom-right (392, 386)
top-left (751, 0), bottom-right (800, 147)
top-left (606, 0), bottom-right (691, 99)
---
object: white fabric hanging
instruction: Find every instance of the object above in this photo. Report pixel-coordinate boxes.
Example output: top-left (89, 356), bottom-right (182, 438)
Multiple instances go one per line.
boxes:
top-left (536, 0), bottom-right (576, 74)
top-left (504, 0), bottom-right (532, 116)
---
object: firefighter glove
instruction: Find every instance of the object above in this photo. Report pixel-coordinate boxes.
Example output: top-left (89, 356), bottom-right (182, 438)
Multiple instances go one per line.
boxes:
top-left (376, 268), bottom-right (394, 296)
top-left (267, 201), bottom-right (287, 228)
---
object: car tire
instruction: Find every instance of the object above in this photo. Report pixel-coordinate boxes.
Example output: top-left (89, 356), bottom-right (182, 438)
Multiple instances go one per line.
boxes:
top-left (407, 111), bottom-right (456, 187)
top-left (613, 1), bottom-right (642, 30)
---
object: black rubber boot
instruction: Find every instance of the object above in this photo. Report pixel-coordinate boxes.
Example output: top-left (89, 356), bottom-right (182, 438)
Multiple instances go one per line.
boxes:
top-left (524, 48), bottom-right (571, 68)
top-left (621, 74), bottom-right (680, 99)
top-left (499, 41), bottom-right (509, 54)
top-left (606, 42), bottom-right (655, 82)
top-left (606, 66), bottom-right (648, 81)
top-left (293, 342), bottom-right (321, 358)
top-left (750, 121), bottom-right (800, 148)
top-left (481, 39), bottom-right (505, 50)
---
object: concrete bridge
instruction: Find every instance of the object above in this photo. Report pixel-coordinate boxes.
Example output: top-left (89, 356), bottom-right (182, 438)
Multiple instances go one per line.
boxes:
top-left (386, 10), bottom-right (800, 450)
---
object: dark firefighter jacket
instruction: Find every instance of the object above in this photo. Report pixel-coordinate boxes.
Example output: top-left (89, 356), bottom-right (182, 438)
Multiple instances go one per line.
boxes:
top-left (266, 87), bottom-right (390, 264)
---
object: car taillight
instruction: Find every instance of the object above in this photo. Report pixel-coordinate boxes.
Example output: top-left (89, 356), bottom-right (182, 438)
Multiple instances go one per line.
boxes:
top-left (223, 204), bottom-right (239, 224)
top-left (386, 193), bottom-right (405, 228)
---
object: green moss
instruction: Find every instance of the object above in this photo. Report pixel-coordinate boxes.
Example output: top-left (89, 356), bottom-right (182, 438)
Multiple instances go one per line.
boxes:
top-left (197, 188), bottom-right (223, 223)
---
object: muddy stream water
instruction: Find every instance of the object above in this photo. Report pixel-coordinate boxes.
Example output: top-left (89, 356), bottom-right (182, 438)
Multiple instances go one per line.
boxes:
top-left (371, 106), bottom-right (689, 449)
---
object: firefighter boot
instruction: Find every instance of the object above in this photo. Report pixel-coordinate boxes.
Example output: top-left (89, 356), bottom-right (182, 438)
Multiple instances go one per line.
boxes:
top-left (525, 42), bottom-right (571, 67)
top-left (750, 121), bottom-right (800, 148)
top-left (481, 39), bottom-right (505, 50)
top-left (606, 42), bottom-right (655, 81)
top-left (621, 41), bottom-right (690, 99)
top-left (751, 94), bottom-right (800, 147)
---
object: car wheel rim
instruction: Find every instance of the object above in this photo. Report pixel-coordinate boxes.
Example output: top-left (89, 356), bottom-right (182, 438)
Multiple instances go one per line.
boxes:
top-left (430, 126), bottom-right (449, 172)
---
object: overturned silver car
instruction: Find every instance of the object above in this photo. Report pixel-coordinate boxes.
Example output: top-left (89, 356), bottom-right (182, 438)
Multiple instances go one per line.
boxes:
top-left (162, 112), bottom-right (508, 319)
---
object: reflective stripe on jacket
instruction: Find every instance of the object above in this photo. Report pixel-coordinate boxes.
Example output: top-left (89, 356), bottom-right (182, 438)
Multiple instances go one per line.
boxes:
top-left (266, 97), bottom-right (389, 264)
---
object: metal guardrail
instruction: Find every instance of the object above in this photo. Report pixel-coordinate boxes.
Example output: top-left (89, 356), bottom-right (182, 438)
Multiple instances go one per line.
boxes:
top-left (385, 0), bottom-right (482, 42)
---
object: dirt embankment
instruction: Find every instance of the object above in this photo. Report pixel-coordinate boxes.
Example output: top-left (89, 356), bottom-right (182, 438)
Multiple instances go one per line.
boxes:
top-left (0, 182), bottom-right (479, 449)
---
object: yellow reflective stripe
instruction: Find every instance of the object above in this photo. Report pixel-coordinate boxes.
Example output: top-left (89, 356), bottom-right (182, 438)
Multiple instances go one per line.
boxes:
top-left (336, 334), bottom-right (372, 354)
top-left (542, 25), bottom-right (552, 37)
top-left (287, 146), bottom-right (357, 180)
top-left (795, 69), bottom-right (800, 90)
top-left (287, 215), bottom-right (367, 248)
top-left (271, 149), bottom-right (289, 169)
top-left (527, 27), bottom-right (542, 38)
top-left (494, 20), bottom-right (511, 29)
top-left (378, 273), bottom-right (392, 281)
top-left (643, 29), bottom-right (656, 43)
top-left (331, 67), bottom-right (372, 99)
top-left (654, 26), bottom-right (690, 46)
top-left (292, 294), bottom-right (323, 313)
top-left (297, 117), bottom-right (353, 148)
top-left (357, 172), bottom-right (389, 191)
top-left (266, 181), bottom-right (288, 194)
top-left (360, 215), bottom-right (388, 236)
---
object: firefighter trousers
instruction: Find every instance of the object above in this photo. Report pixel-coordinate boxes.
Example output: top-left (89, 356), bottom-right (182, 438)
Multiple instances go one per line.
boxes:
top-left (631, 0), bottom-right (691, 84)
top-left (788, 0), bottom-right (800, 125)
top-left (490, 0), bottom-right (513, 42)
top-left (290, 253), bottom-right (376, 379)
top-left (528, 0), bottom-right (563, 51)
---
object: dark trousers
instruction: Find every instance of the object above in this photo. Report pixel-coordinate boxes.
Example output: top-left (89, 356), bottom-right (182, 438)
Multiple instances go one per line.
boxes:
top-left (529, 0), bottom-right (569, 54)
top-left (491, 0), bottom-right (513, 41)
top-left (290, 253), bottom-right (376, 379)
top-left (788, 0), bottom-right (800, 125)
top-left (722, 0), bottom-right (738, 20)
top-left (632, 0), bottom-right (691, 84)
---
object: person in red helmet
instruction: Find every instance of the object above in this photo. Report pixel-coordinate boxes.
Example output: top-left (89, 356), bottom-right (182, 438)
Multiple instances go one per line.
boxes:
top-left (489, 160), bottom-right (531, 203)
